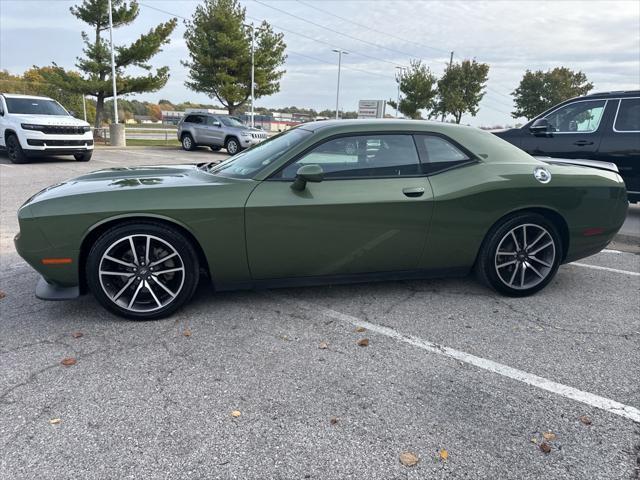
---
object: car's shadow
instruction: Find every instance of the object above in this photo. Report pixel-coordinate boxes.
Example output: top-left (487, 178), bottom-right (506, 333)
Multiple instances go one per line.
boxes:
top-left (0, 149), bottom-right (78, 165)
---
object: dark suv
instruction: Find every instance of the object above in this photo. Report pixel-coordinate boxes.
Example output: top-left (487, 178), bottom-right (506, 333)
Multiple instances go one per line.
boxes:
top-left (494, 91), bottom-right (640, 202)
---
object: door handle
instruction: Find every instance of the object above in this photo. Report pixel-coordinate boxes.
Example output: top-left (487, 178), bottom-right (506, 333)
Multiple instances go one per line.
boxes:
top-left (402, 187), bottom-right (425, 198)
top-left (573, 140), bottom-right (594, 146)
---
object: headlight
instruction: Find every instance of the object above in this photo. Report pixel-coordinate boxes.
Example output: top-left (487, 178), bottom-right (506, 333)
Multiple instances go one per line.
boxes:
top-left (240, 132), bottom-right (250, 137)
top-left (21, 123), bottom-right (46, 131)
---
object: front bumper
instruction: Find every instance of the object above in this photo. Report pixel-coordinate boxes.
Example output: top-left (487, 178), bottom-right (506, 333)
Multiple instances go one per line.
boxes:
top-left (240, 135), bottom-right (266, 148)
top-left (21, 131), bottom-right (94, 154)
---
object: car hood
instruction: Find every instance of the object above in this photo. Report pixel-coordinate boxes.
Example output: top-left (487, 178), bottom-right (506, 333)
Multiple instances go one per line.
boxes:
top-left (11, 114), bottom-right (89, 127)
top-left (25, 164), bottom-right (240, 204)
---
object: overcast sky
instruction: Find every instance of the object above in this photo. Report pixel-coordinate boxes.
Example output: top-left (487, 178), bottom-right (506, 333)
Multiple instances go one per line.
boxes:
top-left (1, 0), bottom-right (638, 126)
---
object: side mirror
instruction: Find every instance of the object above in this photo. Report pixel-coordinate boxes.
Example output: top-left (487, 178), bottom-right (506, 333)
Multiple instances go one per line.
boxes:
top-left (529, 118), bottom-right (552, 136)
top-left (68, 110), bottom-right (76, 117)
top-left (291, 164), bottom-right (324, 191)
top-left (212, 121), bottom-right (221, 127)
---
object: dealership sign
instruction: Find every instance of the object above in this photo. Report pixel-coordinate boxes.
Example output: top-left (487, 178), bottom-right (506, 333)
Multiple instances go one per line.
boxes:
top-left (358, 100), bottom-right (386, 119)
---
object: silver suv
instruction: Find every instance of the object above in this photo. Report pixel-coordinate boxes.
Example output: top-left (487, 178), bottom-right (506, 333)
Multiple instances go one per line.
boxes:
top-left (177, 114), bottom-right (267, 154)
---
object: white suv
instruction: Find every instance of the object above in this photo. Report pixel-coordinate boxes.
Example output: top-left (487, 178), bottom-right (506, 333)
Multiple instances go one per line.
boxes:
top-left (0, 93), bottom-right (94, 164)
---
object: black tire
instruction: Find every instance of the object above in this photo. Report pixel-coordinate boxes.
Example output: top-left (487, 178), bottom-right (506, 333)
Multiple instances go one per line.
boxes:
top-left (6, 134), bottom-right (29, 164)
top-left (210, 145), bottom-right (221, 152)
top-left (86, 222), bottom-right (200, 320)
top-left (475, 212), bottom-right (562, 297)
top-left (225, 136), bottom-right (240, 155)
top-left (181, 133), bottom-right (196, 151)
top-left (74, 151), bottom-right (93, 162)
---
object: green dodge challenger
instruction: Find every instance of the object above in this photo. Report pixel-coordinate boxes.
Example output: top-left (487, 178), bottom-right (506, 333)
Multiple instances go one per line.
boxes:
top-left (15, 120), bottom-right (628, 320)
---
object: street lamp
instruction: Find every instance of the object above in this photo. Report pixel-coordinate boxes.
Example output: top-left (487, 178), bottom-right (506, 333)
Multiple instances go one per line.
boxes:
top-left (394, 66), bottom-right (407, 118)
top-left (244, 23), bottom-right (265, 128)
top-left (332, 49), bottom-right (348, 119)
top-left (107, 0), bottom-right (118, 124)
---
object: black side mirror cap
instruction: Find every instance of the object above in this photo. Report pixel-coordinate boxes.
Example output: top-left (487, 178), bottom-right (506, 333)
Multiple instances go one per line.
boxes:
top-left (291, 164), bottom-right (324, 191)
top-left (529, 118), bottom-right (552, 137)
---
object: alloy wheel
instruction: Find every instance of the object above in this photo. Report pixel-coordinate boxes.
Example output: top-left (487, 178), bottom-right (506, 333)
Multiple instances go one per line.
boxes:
top-left (98, 234), bottom-right (185, 313)
top-left (182, 136), bottom-right (192, 150)
top-left (227, 139), bottom-right (238, 154)
top-left (494, 223), bottom-right (556, 290)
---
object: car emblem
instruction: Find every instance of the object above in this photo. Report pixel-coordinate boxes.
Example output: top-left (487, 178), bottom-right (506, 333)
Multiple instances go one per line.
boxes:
top-left (534, 166), bottom-right (551, 184)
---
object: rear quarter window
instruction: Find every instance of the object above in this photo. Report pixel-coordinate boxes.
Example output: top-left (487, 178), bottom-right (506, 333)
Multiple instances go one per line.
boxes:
top-left (614, 98), bottom-right (640, 132)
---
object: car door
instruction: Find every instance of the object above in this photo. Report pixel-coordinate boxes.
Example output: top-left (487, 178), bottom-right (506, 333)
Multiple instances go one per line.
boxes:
top-left (520, 99), bottom-right (607, 159)
top-left (191, 115), bottom-right (209, 144)
top-left (206, 116), bottom-right (225, 146)
top-left (244, 133), bottom-right (434, 280)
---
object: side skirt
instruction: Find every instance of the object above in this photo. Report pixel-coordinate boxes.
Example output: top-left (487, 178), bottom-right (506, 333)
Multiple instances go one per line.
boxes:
top-left (214, 267), bottom-right (470, 292)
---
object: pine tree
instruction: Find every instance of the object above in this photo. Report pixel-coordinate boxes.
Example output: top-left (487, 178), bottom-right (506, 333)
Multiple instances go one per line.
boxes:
top-left (182, 0), bottom-right (287, 115)
top-left (40, 0), bottom-right (176, 128)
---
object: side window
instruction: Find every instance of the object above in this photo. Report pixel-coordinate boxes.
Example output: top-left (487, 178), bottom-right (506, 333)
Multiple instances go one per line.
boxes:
top-left (544, 100), bottom-right (606, 133)
top-left (185, 115), bottom-right (204, 124)
top-left (416, 135), bottom-right (472, 173)
top-left (614, 98), bottom-right (640, 132)
top-left (278, 134), bottom-right (421, 180)
top-left (206, 116), bottom-right (219, 126)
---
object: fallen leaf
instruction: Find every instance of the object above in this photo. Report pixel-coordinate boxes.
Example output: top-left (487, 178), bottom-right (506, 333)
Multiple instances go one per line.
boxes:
top-left (542, 432), bottom-right (556, 441)
top-left (319, 342), bottom-right (329, 350)
top-left (399, 451), bottom-right (419, 467)
top-left (579, 415), bottom-right (592, 426)
top-left (183, 329), bottom-right (192, 337)
top-left (330, 416), bottom-right (339, 425)
top-left (439, 449), bottom-right (449, 461)
top-left (0, 290), bottom-right (6, 299)
top-left (231, 410), bottom-right (241, 418)
top-left (355, 326), bottom-right (366, 333)
top-left (49, 418), bottom-right (61, 425)
top-left (357, 338), bottom-right (369, 347)
top-left (539, 442), bottom-right (551, 454)
top-left (61, 357), bottom-right (76, 366)
top-left (530, 437), bottom-right (538, 444)
top-left (72, 332), bottom-right (83, 339)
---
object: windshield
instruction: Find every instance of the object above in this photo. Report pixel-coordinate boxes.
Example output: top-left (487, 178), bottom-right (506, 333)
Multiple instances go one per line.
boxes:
top-left (219, 116), bottom-right (246, 128)
top-left (5, 97), bottom-right (69, 115)
top-left (208, 128), bottom-right (313, 179)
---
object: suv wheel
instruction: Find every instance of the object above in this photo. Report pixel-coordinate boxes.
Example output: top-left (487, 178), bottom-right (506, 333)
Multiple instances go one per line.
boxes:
top-left (225, 137), bottom-right (240, 155)
top-left (86, 222), bottom-right (200, 320)
top-left (181, 133), bottom-right (196, 151)
top-left (6, 135), bottom-right (29, 164)
top-left (476, 213), bottom-right (562, 297)
top-left (74, 151), bottom-right (93, 162)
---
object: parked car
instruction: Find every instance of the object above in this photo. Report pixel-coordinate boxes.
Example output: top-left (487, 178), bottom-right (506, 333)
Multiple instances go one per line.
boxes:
top-left (15, 120), bottom-right (627, 319)
top-left (0, 93), bottom-right (93, 163)
top-left (177, 113), bottom-right (268, 154)
top-left (493, 90), bottom-right (639, 202)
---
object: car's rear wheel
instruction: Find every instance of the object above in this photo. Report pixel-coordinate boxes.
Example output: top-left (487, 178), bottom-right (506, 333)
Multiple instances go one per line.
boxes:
top-left (86, 222), bottom-right (200, 320)
top-left (225, 137), bottom-right (240, 155)
top-left (476, 213), bottom-right (562, 296)
top-left (181, 133), bottom-right (196, 151)
top-left (6, 134), bottom-right (29, 164)
top-left (74, 151), bottom-right (93, 162)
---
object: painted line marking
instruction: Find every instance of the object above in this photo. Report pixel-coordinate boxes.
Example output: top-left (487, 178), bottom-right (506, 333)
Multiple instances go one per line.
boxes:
top-left (0, 163), bottom-right (15, 168)
top-left (602, 249), bottom-right (624, 254)
top-left (281, 298), bottom-right (640, 423)
top-left (570, 262), bottom-right (640, 277)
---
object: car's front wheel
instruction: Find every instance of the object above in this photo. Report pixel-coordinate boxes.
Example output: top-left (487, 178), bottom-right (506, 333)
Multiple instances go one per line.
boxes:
top-left (6, 134), bottom-right (29, 164)
top-left (74, 151), bottom-right (93, 162)
top-left (225, 137), bottom-right (240, 155)
top-left (86, 222), bottom-right (200, 320)
top-left (181, 133), bottom-right (196, 151)
top-left (476, 213), bottom-right (562, 296)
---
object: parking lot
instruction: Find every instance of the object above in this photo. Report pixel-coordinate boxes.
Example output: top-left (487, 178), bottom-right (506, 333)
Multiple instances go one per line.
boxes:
top-left (1, 147), bottom-right (639, 479)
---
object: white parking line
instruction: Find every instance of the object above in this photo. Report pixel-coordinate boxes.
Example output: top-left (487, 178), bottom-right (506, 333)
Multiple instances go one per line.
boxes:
top-left (283, 298), bottom-right (640, 423)
top-left (570, 262), bottom-right (640, 277)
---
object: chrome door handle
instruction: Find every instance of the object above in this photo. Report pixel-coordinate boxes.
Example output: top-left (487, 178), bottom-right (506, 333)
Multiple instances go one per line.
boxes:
top-left (402, 187), bottom-right (425, 198)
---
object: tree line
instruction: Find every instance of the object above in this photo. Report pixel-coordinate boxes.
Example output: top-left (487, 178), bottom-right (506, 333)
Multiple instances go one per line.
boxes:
top-left (2, 0), bottom-right (595, 127)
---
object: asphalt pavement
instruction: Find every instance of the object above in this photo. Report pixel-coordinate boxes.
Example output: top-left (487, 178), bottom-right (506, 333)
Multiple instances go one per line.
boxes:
top-left (1, 147), bottom-right (639, 479)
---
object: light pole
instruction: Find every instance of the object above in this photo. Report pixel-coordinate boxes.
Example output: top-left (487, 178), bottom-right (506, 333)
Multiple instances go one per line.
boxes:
top-left (394, 66), bottom-right (406, 118)
top-left (332, 49), bottom-right (348, 119)
top-left (243, 23), bottom-right (265, 128)
top-left (107, 0), bottom-right (118, 124)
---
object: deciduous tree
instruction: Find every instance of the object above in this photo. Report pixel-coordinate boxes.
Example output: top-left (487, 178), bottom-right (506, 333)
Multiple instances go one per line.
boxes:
top-left (435, 59), bottom-right (489, 124)
top-left (512, 67), bottom-right (593, 119)
top-left (388, 60), bottom-right (437, 119)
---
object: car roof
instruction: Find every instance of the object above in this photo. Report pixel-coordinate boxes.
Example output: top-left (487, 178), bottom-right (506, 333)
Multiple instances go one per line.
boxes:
top-left (1, 93), bottom-right (54, 100)
top-left (581, 90), bottom-right (639, 100)
top-left (299, 118), bottom-right (478, 135)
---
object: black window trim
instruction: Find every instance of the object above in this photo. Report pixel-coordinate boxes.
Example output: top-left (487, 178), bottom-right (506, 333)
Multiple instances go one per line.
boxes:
top-left (539, 98), bottom-right (609, 135)
top-left (612, 96), bottom-right (640, 133)
top-left (266, 130), bottom-right (480, 182)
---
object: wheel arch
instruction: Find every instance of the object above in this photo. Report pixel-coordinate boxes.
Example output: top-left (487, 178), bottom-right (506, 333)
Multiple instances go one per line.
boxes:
top-left (78, 214), bottom-right (211, 294)
top-left (224, 134), bottom-right (240, 146)
top-left (4, 128), bottom-right (18, 143)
